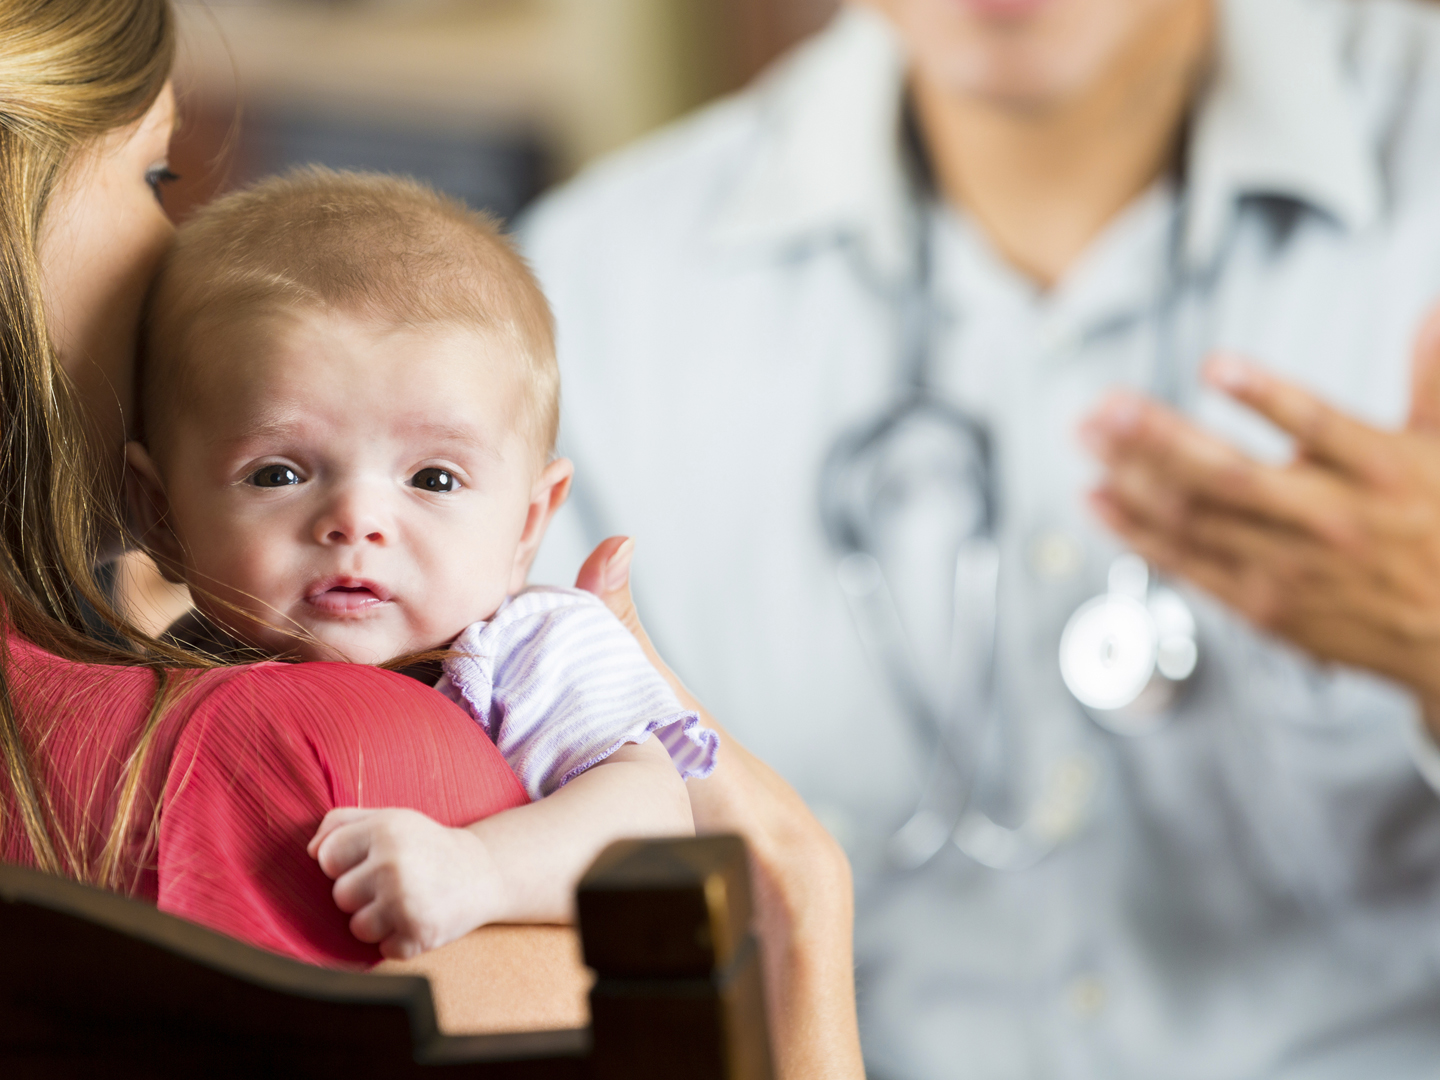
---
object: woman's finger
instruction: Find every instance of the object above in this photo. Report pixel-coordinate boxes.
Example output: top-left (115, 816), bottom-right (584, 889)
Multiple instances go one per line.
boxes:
top-left (573, 534), bottom-right (632, 597)
top-left (574, 535), bottom-right (703, 710)
top-left (1204, 355), bottom-right (1392, 480)
top-left (575, 535), bottom-right (644, 640)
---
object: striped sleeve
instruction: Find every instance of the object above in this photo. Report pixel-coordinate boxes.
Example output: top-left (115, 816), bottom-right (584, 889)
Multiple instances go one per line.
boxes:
top-left (437, 587), bottom-right (719, 800)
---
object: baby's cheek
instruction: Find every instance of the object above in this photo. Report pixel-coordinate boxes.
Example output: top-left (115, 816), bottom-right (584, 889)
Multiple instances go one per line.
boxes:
top-left (188, 527), bottom-right (292, 613)
top-left (410, 537), bottom-right (515, 642)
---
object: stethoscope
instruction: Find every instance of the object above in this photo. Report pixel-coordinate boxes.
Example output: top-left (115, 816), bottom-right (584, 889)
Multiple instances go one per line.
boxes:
top-left (820, 185), bottom-right (1206, 872)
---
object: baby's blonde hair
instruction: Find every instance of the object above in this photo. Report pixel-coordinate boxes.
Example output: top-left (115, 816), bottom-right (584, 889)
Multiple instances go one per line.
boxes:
top-left (142, 167), bottom-right (558, 458)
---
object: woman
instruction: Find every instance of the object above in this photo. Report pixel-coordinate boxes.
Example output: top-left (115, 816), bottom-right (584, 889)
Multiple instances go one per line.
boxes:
top-left (0, 2), bottom-right (861, 1076)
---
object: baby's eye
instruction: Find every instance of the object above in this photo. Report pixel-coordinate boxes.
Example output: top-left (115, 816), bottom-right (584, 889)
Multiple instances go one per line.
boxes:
top-left (411, 467), bottom-right (457, 493)
top-left (249, 465), bottom-right (302, 488)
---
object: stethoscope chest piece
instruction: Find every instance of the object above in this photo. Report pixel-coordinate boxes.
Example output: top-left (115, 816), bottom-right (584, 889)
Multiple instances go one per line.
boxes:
top-left (1059, 554), bottom-right (1198, 735)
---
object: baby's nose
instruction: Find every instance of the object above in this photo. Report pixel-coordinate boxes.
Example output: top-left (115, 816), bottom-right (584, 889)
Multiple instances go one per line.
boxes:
top-left (325, 525), bottom-right (384, 544)
top-left (315, 489), bottom-right (389, 546)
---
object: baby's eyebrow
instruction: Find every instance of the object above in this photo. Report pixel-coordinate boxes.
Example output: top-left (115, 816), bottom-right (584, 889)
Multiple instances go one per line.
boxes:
top-left (211, 414), bottom-right (508, 464)
top-left (397, 417), bottom-right (507, 462)
top-left (211, 416), bottom-right (307, 448)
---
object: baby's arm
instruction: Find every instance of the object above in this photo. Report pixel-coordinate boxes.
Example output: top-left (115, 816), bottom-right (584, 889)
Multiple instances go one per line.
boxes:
top-left (308, 737), bottom-right (692, 960)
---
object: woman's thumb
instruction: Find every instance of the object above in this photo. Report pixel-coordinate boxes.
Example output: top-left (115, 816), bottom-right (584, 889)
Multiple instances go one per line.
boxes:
top-left (1407, 303), bottom-right (1440, 432)
top-left (576, 536), bottom-right (702, 713)
top-left (575, 536), bottom-right (643, 639)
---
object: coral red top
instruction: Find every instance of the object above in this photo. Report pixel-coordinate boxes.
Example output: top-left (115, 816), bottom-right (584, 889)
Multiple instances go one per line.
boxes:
top-left (0, 634), bottom-right (528, 968)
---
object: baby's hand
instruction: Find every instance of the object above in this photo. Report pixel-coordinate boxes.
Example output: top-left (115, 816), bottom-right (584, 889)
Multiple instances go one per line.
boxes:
top-left (307, 807), bottom-right (500, 960)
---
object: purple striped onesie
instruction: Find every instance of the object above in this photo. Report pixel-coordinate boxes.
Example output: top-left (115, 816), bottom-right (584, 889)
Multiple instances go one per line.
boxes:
top-left (435, 586), bottom-right (719, 801)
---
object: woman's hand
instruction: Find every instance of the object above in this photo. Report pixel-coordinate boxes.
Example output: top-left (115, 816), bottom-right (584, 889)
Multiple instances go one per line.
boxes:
top-left (574, 538), bottom-right (864, 1080)
top-left (308, 807), bottom-right (501, 961)
top-left (1080, 310), bottom-right (1440, 732)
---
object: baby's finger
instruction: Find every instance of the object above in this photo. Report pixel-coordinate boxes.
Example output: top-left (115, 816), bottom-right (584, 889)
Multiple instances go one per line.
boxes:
top-left (347, 899), bottom-right (393, 947)
top-left (307, 807), bottom-right (375, 859)
top-left (331, 861), bottom-right (380, 916)
top-left (314, 822), bottom-right (377, 880)
top-left (379, 932), bottom-right (425, 962)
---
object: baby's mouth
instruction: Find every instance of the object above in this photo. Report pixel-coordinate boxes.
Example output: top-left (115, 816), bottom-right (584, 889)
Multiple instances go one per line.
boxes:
top-left (304, 578), bottom-right (392, 616)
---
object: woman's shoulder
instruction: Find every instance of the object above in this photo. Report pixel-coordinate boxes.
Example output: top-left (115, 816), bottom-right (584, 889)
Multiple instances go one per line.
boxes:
top-left (8, 634), bottom-right (526, 814)
top-left (9, 634), bottom-right (459, 741)
top-left (174, 660), bottom-right (528, 817)
top-left (186, 659), bottom-right (493, 755)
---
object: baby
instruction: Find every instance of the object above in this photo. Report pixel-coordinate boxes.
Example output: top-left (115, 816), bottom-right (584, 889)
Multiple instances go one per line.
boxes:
top-left (126, 168), bottom-right (716, 958)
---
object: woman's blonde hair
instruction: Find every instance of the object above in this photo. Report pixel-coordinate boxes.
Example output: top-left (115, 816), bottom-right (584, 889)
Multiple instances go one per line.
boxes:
top-left (0, 0), bottom-right (200, 890)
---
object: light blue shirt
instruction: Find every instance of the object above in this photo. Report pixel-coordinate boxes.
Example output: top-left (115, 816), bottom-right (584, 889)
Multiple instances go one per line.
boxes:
top-left (523, 2), bottom-right (1440, 1076)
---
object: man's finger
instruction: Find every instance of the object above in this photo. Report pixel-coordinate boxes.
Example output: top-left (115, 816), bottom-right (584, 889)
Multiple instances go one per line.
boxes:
top-left (1407, 304), bottom-right (1440, 433)
top-left (1094, 505), bottom-right (1284, 624)
top-left (1182, 507), bottom-right (1326, 575)
top-left (1204, 355), bottom-right (1392, 480)
top-left (1086, 392), bottom-right (1365, 544)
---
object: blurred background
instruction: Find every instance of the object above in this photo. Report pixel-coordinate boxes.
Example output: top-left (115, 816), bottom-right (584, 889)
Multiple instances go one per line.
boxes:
top-left (165, 0), bottom-right (840, 225)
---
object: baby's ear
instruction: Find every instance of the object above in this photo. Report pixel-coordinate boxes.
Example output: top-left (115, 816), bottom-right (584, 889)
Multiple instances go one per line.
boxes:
top-left (123, 442), bottom-right (187, 585)
top-left (509, 457), bottom-right (575, 592)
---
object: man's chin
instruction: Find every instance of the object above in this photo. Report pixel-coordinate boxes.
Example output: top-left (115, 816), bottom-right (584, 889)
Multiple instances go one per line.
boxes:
top-left (919, 42), bottom-right (1112, 111)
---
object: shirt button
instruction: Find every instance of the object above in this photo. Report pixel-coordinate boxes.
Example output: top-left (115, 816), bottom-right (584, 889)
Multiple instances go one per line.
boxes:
top-left (1029, 530), bottom-right (1084, 580)
top-left (1067, 974), bottom-right (1107, 1017)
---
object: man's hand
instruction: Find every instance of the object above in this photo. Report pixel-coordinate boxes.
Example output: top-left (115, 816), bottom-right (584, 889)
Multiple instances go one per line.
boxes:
top-left (308, 807), bottom-right (501, 961)
top-left (1080, 307), bottom-right (1440, 730)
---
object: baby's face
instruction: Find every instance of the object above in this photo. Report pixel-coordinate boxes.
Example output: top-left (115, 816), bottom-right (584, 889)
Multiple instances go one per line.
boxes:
top-left (142, 308), bottom-right (563, 663)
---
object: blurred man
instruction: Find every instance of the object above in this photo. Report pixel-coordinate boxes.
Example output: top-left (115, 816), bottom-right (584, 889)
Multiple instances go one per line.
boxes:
top-left (524, 1), bottom-right (1440, 1075)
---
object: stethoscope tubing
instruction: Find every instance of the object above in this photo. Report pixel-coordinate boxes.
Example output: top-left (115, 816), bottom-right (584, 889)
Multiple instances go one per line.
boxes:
top-left (822, 186), bottom-right (1213, 871)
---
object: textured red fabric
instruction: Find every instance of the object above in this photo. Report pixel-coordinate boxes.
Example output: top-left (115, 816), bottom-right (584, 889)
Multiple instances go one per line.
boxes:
top-left (0, 634), bottom-right (529, 968)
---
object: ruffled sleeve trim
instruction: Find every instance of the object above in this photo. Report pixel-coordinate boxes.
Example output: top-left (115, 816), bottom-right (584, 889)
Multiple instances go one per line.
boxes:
top-left (440, 587), bottom-right (720, 800)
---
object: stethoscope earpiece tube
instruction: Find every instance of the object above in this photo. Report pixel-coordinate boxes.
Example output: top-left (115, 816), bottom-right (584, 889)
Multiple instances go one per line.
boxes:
top-left (820, 194), bottom-right (1207, 871)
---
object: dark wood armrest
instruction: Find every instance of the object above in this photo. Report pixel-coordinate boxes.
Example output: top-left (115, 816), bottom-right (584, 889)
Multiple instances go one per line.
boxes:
top-left (0, 835), bottom-right (773, 1078)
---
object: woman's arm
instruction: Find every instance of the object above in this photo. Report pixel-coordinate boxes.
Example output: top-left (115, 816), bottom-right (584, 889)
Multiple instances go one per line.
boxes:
top-left (307, 738), bottom-right (694, 959)
top-left (574, 538), bottom-right (865, 1080)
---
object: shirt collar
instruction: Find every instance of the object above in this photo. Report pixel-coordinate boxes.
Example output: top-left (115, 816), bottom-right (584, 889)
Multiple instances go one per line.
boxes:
top-left (709, 0), bottom-right (1382, 281)
top-left (707, 6), bottom-right (915, 280)
top-left (1185, 0), bottom-right (1381, 267)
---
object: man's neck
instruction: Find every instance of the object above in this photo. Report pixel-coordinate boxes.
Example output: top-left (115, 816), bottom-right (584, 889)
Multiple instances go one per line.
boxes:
top-left (913, 0), bottom-right (1215, 288)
